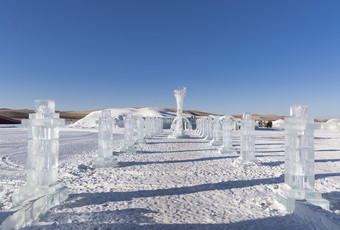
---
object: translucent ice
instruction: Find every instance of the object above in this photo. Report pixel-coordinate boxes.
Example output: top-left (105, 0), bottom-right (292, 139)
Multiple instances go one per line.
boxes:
top-left (121, 114), bottom-right (137, 153)
top-left (219, 115), bottom-right (236, 154)
top-left (94, 110), bottom-right (118, 168)
top-left (239, 112), bottom-right (257, 164)
top-left (169, 87), bottom-right (189, 138)
top-left (13, 100), bottom-right (68, 206)
top-left (276, 105), bottom-right (329, 211)
top-left (210, 116), bottom-right (222, 146)
top-left (135, 115), bottom-right (146, 144)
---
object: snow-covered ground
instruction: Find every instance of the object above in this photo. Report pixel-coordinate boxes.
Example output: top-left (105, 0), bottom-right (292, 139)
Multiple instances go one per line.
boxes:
top-left (1, 125), bottom-right (340, 229)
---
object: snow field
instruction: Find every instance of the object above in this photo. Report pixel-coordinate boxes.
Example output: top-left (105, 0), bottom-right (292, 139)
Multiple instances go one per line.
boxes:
top-left (0, 126), bottom-right (339, 229)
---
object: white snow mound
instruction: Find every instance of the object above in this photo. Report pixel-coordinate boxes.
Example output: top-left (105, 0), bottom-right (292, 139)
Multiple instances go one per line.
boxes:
top-left (69, 107), bottom-right (180, 129)
top-left (321, 119), bottom-right (340, 132)
top-left (272, 119), bottom-right (285, 129)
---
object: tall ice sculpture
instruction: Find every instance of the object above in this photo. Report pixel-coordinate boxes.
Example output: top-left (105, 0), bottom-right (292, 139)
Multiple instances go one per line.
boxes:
top-left (238, 112), bottom-right (258, 165)
top-left (210, 116), bottom-right (222, 146)
top-left (94, 110), bottom-right (118, 168)
top-left (169, 86), bottom-right (189, 138)
top-left (219, 115), bottom-right (236, 154)
top-left (275, 105), bottom-right (329, 211)
top-left (120, 114), bottom-right (137, 153)
top-left (13, 100), bottom-right (68, 207)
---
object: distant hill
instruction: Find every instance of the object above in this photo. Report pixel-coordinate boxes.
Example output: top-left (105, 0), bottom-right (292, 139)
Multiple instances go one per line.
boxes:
top-left (2, 107), bottom-right (325, 124)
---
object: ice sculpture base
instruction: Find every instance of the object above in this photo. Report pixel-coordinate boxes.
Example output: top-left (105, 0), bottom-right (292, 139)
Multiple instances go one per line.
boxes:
top-left (275, 184), bottom-right (330, 212)
top-left (120, 146), bottom-right (137, 154)
top-left (12, 181), bottom-right (68, 207)
top-left (93, 157), bottom-right (118, 168)
top-left (134, 139), bottom-right (146, 145)
top-left (210, 140), bottom-right (222, 146)
top-left (235, 157), bottom-right (261, 167)
top-left (1, 183), bottom-right (68, 229)
top-left (219, 147), bottom-right (237, 155)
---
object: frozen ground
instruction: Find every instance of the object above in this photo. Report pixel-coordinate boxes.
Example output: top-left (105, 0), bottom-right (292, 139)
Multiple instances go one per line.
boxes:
top-left (0, 125), bottom-right (340, 229)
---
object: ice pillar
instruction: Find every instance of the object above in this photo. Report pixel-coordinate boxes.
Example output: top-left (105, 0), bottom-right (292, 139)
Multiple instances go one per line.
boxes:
top-left (219, 115), bottom-right (236, 154)
top-left (169, 87), bottom-right (189, 138)
top-left (210, 116), bottom-right (222, 146)
top-left (120, 114), bottom-right (137, 153)
top-left (135, 115), bottom-right (146, 144)
top-left (275, 105), bottom-right (329, 211)
top-left (238, 112), bottom-right (258, 165)
top-left (94, 110), bottom-right (118, 168)
top-left (205, 116), bottom-right (213, 140)
top-left (13, 100), bottom-right (68, 206)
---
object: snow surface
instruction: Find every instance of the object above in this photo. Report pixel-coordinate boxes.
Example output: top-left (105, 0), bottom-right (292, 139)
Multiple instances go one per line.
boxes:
top-left (70, 107), bottom-right (179, 129)
top-left (1, 125), bottom-right (340, 229)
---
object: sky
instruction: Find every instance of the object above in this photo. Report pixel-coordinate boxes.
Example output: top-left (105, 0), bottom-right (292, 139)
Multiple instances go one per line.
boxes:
top-left (1, 0), bottom-right (340, 119)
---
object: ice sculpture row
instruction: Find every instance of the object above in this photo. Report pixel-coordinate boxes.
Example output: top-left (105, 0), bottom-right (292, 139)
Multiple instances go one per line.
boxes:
top-left (196, 105), bottom-right (329, 211)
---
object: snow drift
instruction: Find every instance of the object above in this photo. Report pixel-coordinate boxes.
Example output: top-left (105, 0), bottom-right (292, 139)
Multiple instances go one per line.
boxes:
top-left (321, 119), bottom-right (340, 132)
top-left (69, 107), bottom-right (180, 129)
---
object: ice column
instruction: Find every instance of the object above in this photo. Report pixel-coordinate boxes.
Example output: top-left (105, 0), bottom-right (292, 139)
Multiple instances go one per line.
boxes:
top-left (201, 117), bottom-right (208, 138)
top-left (135, 115), bottom-right (146, 144)
top-left (120, 114), bottom-right (137, 153)
top-left (276, 105), bottom-right (329, 211)
top-left (210, 116), bottom-right (222, 146)
top-left (219, 115), bottom-right (236, 154)
top-left (94, 110), bottom-right (118, 168)
top-left (13, 100), bottom-right (68, 206)
top-left (238, 112), bottom-right (258, 164)
top-left (169, 87), bottom-right (188, 138)
top-left (205, 116), bottom-right (213, 140)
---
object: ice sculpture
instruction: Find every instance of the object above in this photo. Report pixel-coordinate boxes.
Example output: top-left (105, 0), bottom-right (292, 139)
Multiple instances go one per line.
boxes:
top-left (120, 114), bottom-right (136, 153)
top-left (210, 116), bottom-right (222, 146)
top-left (144, 116), bottom-right (152, 138)
top-left (238, 112), bottom-right (258, 165)
top-left (169, 86), bottom-right (189, 138)
top-left (196, 118), bottom-right (202, 135)
top-left (205, 116), bottom-right (213, 140)
top-left (135, 115), bottom-right (146, 144)
top-left (12, 100), bottom-right (68, 206)
top-left (93, 110), bottom-right (118, 168)
top-left (201, 117), bottom-right (208, 138)
top-left (276, 105), bottom-right (330, 211)
top-left (219, 115), bottom-right (237, 154)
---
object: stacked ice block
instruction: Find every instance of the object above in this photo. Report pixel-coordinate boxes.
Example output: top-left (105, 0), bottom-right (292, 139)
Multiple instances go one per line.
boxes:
top-left (276, 105), bottom-right (330, 211)
top-left (13, 100), bottom-right (68, 206)
top-left (239, 112), bottom-right (257, 164)
top-left (121, 114), bottom-right (136, 153)
top-left (210, 116), bottom-right (222, 146)
top-left (94, 110), bottom-right (118, 168)
top-left (219, 115), bottom-right (236, 154)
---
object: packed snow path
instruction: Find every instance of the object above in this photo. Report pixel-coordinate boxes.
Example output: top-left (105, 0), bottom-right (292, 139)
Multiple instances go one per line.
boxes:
top-left (0, 127), bottom-right (340, 229)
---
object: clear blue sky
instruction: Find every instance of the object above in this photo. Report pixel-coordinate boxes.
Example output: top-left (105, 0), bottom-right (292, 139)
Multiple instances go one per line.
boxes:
top-left (1, 0), bottom-right (340, 118)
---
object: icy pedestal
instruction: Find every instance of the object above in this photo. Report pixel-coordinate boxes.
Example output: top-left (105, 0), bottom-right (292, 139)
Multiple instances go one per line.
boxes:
top-left (210, 116), bottom-right (222, 146)
top-left (120, 114), bottom-right (136, 153)
top-left (93, 110), bottom-right (118, 168)
top-left (219, 115), bottom-right (237, 154)
top-left (276, 105), bottom-right (329, 211)
top-left (135, 115), bottom-right (146, 144)
top-left (205, 116), bottom-right (213, 140)
top-left (237, 112), bottom-right (258, 165)
top-left (169, 87), bottom-right (189, 139)
top-left (12, 100), bottom-right (68, 208)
